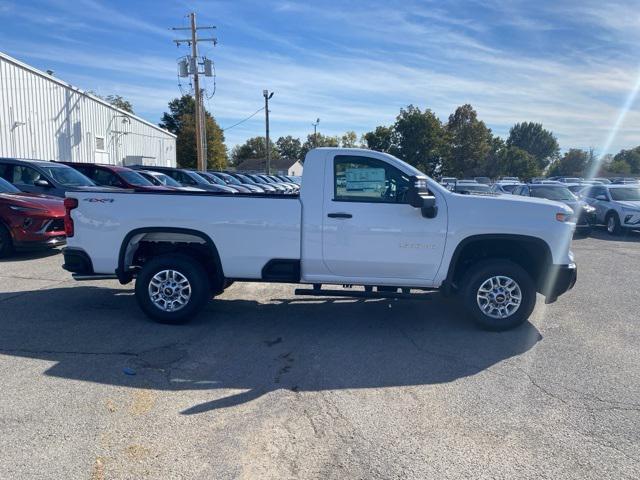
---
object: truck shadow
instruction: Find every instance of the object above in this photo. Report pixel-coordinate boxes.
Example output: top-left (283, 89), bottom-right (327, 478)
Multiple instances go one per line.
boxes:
top-left (0, 284), bottom-right (542, 415)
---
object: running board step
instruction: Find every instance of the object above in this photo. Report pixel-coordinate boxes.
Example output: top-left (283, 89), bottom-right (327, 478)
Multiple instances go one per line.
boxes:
top-left (72, 274), bottom-right (119, 281)
top-left (294, 288), bottom-right (433, 301)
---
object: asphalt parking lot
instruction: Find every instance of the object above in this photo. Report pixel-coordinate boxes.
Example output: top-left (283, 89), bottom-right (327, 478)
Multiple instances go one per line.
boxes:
top-left (0, 229), bottom-right (639, 480)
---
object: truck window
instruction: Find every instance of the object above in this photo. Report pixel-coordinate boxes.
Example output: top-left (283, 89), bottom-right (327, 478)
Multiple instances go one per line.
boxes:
top-left (334, 155), bottom-right (411, 204)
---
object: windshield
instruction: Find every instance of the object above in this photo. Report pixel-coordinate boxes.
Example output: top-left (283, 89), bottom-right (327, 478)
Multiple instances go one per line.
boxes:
top-left (156, 172), bottom-right (181, 187)
top-left (216, 173), bottom-right (241, 185)
top-left (500, 184), bottom-right (520, 192)
top-left (0, 176), bottom-right (20, 193)
top-left (236, 173), bottom-right (256, 184)
top-left (250, 175), bottom-right (268, 184)
top-left (119, 170), bottom-right (153, 187)
top-left (530, 186), bottom-right (576, 201)
top-left (203, 173), bottom-right (226, 185)
top-left (187, 172), bottom-right (209, 185)
top-left (39, 165), bottom-right (95, 187)
top-left (456, 184), bottom-right (491, 193)
top-left (610, 188), bottom-right (640, 201)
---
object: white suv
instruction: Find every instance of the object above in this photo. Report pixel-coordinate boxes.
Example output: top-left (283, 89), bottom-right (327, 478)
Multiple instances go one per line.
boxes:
top-left (581, 184), bottom-right (640, 235)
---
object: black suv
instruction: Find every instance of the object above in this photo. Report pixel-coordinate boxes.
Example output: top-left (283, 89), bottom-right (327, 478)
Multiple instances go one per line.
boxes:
top-left (0, 157), bottom-right (119, 197)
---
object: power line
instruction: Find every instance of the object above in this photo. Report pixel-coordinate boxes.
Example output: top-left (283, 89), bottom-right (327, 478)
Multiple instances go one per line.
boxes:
top-left (221, 107), bottom-right (265, 131)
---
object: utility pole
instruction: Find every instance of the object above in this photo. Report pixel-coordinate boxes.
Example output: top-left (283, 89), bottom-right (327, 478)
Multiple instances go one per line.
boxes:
top-left (172, 13), bottom-right (216, 171)
top-left (312, 118), bottom-right (320, 147)
top-left (263, 90), bottom-right (274, 174)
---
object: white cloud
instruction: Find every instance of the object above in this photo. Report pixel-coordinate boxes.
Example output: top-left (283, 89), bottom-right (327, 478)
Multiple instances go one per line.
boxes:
top-left (1, 0), bottom-right (639, 153)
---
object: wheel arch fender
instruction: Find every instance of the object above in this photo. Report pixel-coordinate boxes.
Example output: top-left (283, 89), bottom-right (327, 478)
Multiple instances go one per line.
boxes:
top-left (117, 227), bottom-right (224, 284)
top-left (443, 234), bottom-right (553, 294)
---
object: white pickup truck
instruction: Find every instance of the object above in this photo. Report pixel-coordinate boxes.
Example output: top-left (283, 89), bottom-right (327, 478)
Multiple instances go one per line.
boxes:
top-left (62, 148), bottom-right (577, 330)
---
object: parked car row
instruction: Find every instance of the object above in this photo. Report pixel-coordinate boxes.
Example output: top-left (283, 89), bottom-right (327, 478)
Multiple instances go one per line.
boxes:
top-left (0, 156), bottom-right (301, 257)
top-left (437, 175), bottom-right (640, 237)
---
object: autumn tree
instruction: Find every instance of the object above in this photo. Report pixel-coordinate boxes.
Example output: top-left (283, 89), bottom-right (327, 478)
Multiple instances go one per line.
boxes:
top-left (159, 95), bottom-right (227, 169)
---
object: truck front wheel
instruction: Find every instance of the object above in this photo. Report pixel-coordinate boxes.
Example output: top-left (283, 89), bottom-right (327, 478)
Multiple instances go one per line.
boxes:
top-left (135, 254), bottom-right (210, 324)
top-left (462, 260), bottom-right (536, 331)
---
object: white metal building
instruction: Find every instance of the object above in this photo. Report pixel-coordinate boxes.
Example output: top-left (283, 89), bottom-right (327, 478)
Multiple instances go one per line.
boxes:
top-left (0, 52), bottom-right (176, 167)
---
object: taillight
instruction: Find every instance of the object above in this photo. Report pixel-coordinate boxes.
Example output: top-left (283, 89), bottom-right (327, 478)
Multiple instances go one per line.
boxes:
top-left (64, 198), bottom-right (78, 237)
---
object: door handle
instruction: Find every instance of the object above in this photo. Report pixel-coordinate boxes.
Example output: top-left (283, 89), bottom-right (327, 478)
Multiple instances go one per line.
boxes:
top-left (327, 212), bottom-right (352, 219)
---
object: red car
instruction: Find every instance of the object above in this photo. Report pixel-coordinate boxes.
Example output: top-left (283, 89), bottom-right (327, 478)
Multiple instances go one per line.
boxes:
top-left (0, 177), bottom-right (66, 257)
top-left (58, 162), bottom-right (173, 192)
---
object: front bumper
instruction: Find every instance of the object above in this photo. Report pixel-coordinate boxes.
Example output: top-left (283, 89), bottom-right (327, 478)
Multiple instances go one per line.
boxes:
top-left (622, 212), bottom-right (640, 227)
top-left (14, 235), bottom-right (66, 251)
top-left (577, 211), bottom-right (596, 227)
top-left (542, 263), bottom-right (577, 303)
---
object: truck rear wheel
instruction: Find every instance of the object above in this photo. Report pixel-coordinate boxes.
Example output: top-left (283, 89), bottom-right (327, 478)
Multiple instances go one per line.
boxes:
top-left (135, 254), bottom-right (210, 324)
top-left (462, 259), bottom-right (536, 331)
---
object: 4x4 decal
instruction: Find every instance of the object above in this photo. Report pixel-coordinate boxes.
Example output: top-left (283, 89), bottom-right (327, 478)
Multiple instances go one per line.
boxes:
top-left (83, 198), bottom-right (115, 203)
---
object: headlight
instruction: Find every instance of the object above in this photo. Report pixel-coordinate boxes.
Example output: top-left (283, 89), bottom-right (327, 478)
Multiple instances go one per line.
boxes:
top-left (582, 205), bottom-right (596, 213)
top-left (556, 212), bottom-right (574, 222)
top-left (9, 205), bottom-right (46, 214)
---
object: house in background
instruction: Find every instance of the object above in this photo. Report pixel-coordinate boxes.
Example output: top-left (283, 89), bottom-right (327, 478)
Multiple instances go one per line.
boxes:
top-left (0, 51), bottom-right (176, 167)
top-left (234, 157), bottom-right (303, 176)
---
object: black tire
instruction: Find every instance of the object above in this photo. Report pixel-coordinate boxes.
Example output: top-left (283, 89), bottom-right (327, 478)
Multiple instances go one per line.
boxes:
top-left (0, 224), bottom-right (13, 258)
top-left (135, 254), bottom-right (211, 324)
top-left (605, 212), bottom-right (622, 236)
top-left (462, 259), bottom-right (536, 331)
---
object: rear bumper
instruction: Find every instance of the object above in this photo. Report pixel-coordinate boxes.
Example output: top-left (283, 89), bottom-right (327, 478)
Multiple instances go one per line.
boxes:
top-left (62, 247), bottom-right (94, 274)
top-left (542, 263), bottom-right (577, 303)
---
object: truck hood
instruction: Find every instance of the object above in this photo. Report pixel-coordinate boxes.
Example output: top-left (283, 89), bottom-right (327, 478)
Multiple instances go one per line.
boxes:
top-left (471, 193), bottom-right (573, 213)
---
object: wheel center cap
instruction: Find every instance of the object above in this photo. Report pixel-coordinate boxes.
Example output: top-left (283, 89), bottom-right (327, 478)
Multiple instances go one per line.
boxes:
top-left (495, 294), bottom-right (506, 303)
top-left (164, 287), bottom-right (174, 296)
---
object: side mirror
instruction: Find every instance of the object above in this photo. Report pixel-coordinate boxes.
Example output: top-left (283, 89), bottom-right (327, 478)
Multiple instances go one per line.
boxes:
top-left (595, 194), bottom-right (607, 201)
top-left (34, 178), bottom-right (51, 188)
top-left (407, 175), bottom-right (438, 218)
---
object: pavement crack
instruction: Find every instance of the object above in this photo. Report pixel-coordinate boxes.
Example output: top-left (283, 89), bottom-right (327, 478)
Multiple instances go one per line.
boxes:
top-left (514, 366), bottom-right (640, 411)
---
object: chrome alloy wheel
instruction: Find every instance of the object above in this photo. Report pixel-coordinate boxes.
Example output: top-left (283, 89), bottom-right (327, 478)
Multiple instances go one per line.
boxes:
top-left (476, 275), bottom-right (522, 319)
top-left (148, 269), bottom-right (192, 312)
top-left (607, 215), bottom-right (616, 233)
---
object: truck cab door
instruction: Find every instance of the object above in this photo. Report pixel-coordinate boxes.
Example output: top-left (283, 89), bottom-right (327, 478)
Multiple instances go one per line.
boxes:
top-left (321, 154), bottom-right (447, 283)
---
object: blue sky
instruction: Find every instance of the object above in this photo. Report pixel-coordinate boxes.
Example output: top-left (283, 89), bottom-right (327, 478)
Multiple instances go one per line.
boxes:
top-left (1, 0), bottom-right (639, 153)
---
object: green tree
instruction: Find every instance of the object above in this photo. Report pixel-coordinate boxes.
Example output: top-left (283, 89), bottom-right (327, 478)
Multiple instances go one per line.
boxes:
top-left (491, 146), bottom-right (541, 179)
top-left (547, 149), bottom-right (591, 177)
top-left (276, 136), bottom-right (303, 163)
top-left (442, 104), bottom-right (493, 177)
top-left (484, 137), bottom-right (506, 178)
top-left (340, 131), bottom-right (358, 148)
top-left (231, 137), bottom-right (279, 166)
top-left (506, 122), bottom-right (559, 170)
top-left (612, 147), bottom-right (640, 174)
top-left (300, 133), bottom-right (340, 161)
top-left (607, 158), bottom-right (632, 174)
top-left (104, 94), bottom-right (134, 114)
top-left (159, 95), bottom-right (227, 169)
top-left (363, 126), bottom-right (395, 153)
top-left (392, 105), bottom-right (446, 175)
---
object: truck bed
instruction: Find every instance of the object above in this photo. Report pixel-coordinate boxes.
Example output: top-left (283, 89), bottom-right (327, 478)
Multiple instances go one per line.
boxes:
top-left (68, 191), bottom-right (302, 278)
